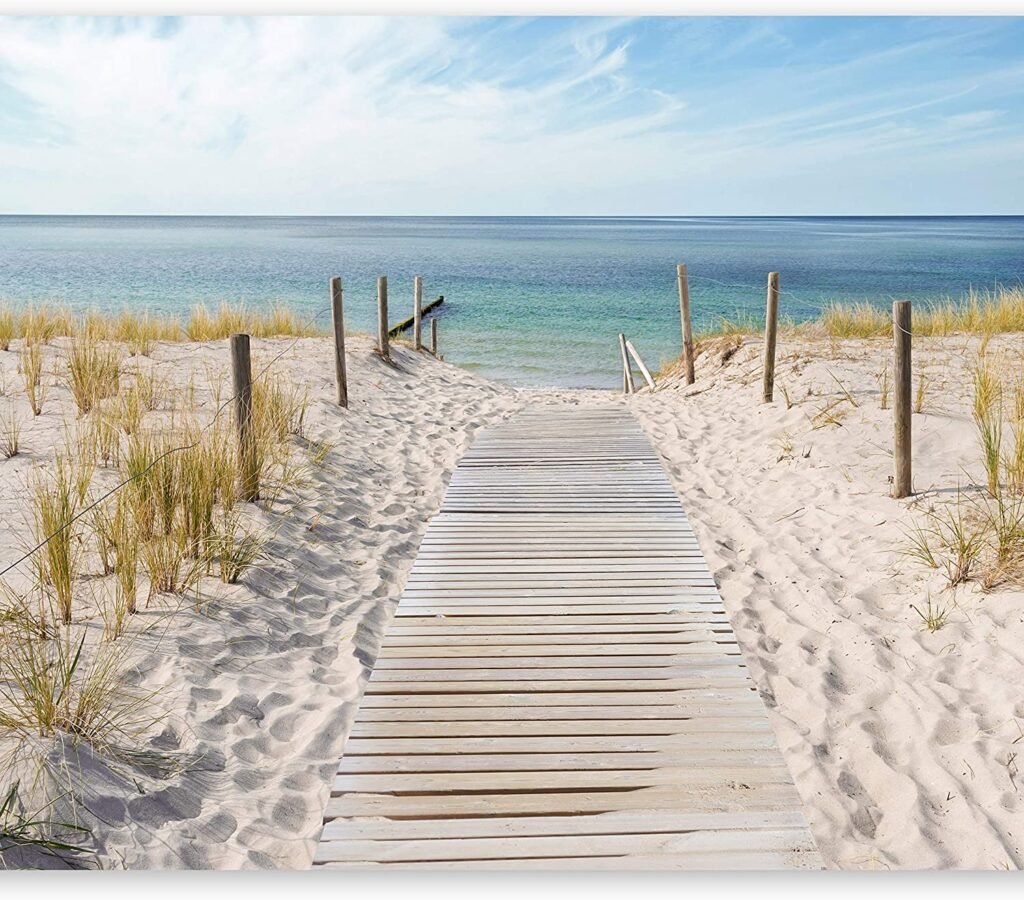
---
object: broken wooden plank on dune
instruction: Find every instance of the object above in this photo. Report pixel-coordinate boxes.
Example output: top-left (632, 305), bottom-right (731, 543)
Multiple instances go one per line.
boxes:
top-left (314, 407), bottom-right (820, 870)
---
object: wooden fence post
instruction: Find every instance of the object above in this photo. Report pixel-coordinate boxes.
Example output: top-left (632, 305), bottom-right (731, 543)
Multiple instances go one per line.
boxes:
top-left (413, 276), bottom-right (423, 351)
top-left (618, 333), bottom-right (634, 394)
top-left (677, 264), bottom-right (695, 385)
top-left (377, 275), bottom-right (389, 360)
top-left (762, 271), bottom-right (780, 403)
top-left (893, 300), bottom-right (913, 498)
top-left (229, 332), bottom-right (259, 502)
top-left (430, 317), bottom-right (438, 356)
top-left (625, 339), bottom-right (656, 391)
top-left (330, 276), bottom-right (348, 408)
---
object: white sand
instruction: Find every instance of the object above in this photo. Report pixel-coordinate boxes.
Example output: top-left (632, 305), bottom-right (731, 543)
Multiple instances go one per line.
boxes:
top-left (0, 335), bottom-right (521, 869)
top-left (2, 331), bottom-right (1021, 870)
top-left (632, 334), bottom-right (1024, 870)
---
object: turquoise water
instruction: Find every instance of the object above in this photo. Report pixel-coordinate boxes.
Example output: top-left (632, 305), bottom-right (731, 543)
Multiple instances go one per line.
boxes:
top-left (2, 216), bottom-right (1023, 388)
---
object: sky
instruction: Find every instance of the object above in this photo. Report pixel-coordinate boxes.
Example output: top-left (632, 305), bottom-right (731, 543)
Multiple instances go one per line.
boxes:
top-left (1, 15), bottom-right (1024, 215)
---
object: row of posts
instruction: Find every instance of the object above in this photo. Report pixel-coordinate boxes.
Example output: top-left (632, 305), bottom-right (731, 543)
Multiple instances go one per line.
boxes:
top-left (229, 275), bottom-right (440, 501)
top-left (676, 264), bottom-right (913, 500)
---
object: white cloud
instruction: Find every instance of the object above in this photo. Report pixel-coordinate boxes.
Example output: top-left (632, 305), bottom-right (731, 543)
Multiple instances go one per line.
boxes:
top-left (0, 16), bottom-right (1022, 214)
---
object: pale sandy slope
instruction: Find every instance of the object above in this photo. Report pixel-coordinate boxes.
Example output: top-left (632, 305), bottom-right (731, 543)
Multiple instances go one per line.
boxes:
top-left (631, 334), bottom-right (1024, 870)
top-left (0, 335), bottom-right (522, 869)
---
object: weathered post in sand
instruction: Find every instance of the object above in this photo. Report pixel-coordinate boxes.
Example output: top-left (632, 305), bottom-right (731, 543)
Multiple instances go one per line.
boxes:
top-left (893, 300), bottom-right (913, 498)
top-left (329, 277), bottom-right (348, 409)
top-left (229, 332), bottom-right (259, 502)
top-left (618, 333), bottom-right (634, 394)
top-left (377, 276), bottom-right (389, 361)
top-left (677, 264), bottom-right (695, 385)
top-left (762, 271), bottom-right (780, 403)
top-left (413, 276), bottom-right (423, 351)
top-left (430, 317), bottom-right (439, 356)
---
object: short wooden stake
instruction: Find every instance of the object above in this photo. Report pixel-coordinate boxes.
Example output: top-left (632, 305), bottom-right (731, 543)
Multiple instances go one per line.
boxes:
top-left (893, 300), bottom-right (913, 498)
top-left (677, 264), bottom-right (695, 385)
top-left (430, 317), bottom-right (438, 356)
top-left (330, 276), bottom-right (348, 408)
top-left (377, 275), bottom-right (389, 360)
top-left (625, 339), bottom-right (656, 391)
top-left (229, 332), bottom-right (259, 502)
top-left (618, 333), bottom-right (634, 394)
top-left (413, 276), bottom-right (423, 351)
top-left (762, 271), bottom-right (780, 403)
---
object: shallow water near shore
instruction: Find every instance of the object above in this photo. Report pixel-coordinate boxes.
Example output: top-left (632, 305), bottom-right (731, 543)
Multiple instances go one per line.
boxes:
top-left (2, 215), bottom-right (1024, 387)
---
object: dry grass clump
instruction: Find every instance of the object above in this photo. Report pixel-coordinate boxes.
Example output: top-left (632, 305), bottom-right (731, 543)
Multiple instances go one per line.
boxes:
top-left (64, 337), bottom-right (121, 416)
top-left (115, 311), bottom-right (181, 356)
top-left (28, 459), bottom-right (91, 627)
top-left (186, 303), bottom-right (325, 342)
top-left (1, 406), bottom-right (21, 459)
top-left (686, 286), bottom-right (1024, 345)
top-left (972, 361), bottom-right (1003, 496)
top-left (0, 302), bottom-right (321, 360)
top-left (19, 341), bottom-right (45, 417)
top-left (0, 309), bottom-right (14, 352)
top-left (906, 355), bottom-right (1024, 591)
top-left (18, 306), bottom-right (75, 344)
top-left (822, 287), bottom-right (1024, 339)
top-left (0, 598), bottom-right (155, 748)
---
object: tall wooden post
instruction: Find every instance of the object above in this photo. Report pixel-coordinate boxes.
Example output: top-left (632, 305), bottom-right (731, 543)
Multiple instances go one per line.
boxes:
top-left (762, 272), bottom-right (780, 403)
top-left (430, 318), bottom-right (438, 356)
top-left (229, 332), bottom-right (259, 502)
top-left (377, 275), bottom-right (389, 360)
top-left (677, 264), bottom-right (695, 385)
top-left (413, 276), bottom-right (423, 351)
top-left (330, 276), bottom-right (348, 408)
top-left (618, 333), bottom-right (634, 395)
top-left (893, 300), bottom-right (913, 498)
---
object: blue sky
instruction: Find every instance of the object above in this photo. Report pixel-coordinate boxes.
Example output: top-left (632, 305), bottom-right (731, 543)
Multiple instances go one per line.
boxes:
top-left (1, 15), bottom-right (1023, 214)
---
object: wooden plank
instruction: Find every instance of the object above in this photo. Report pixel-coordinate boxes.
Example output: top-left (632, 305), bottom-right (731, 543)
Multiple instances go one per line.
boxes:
top-left (321, 809), bottom-right (809, 841)
top-left (337, 749), bottom-right (784, 772)
top-left (355, 704), bottom-right (766, 721)
top-left (346, 720), bottom-right (772, 738)
top-left (324, 784), bottom-right (803, 820)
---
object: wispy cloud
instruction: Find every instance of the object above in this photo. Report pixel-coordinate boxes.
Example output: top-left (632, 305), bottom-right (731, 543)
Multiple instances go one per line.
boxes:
top-left (0, 15), bottom-right (1022, 214)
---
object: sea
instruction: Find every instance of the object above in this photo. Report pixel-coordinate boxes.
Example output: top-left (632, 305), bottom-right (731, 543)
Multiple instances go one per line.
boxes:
top-left (2, 215), bottom-right (1023, 388)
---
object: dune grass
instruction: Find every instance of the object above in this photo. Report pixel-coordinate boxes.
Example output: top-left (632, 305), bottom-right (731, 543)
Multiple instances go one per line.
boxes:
top-left (65, 336), bottom-right (122, 416)
top-left (0, 304), bottom-right (328, 860)
top-left (0, 301), bottom-right (326, 353)
top-left (691, 287), bottom-right (1024, 343)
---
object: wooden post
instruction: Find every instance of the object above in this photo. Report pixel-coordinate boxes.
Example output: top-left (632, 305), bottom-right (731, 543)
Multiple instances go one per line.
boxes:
top-left (430, 317), bottom-right (438, 356)
top-left (377, 275), bottom-right (389, 360)
top-left (413, 276), bottom-right (423, 351)
top-left (893, 300), bottom-right (913, 498)
top-left (618, 333), bottom-right (634, 394)
top-left (229, 332), bottom-right (259, 502)
top-left (762, 272), bottom-right (780, 403)
top-left (677, 264), bottom-right (695, 385)
top-left (330, 277), bottom-right (348, 408)
top-left (625, 340), bottom-right (656, 390)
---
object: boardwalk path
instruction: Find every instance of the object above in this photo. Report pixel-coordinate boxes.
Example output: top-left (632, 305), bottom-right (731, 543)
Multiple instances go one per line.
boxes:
top-left (315, 408), bottom-right (820, 869)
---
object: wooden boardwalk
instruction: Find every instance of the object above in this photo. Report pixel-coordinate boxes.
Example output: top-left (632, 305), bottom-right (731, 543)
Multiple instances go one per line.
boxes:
top-left (315, 408), bottom-right (820, 869)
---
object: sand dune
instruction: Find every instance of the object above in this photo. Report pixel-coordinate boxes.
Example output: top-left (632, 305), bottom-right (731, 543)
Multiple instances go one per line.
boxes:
top-left (633, 334), bottom-right (1024, 870)
top-left (0, 335), bottom-right (520, 869)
